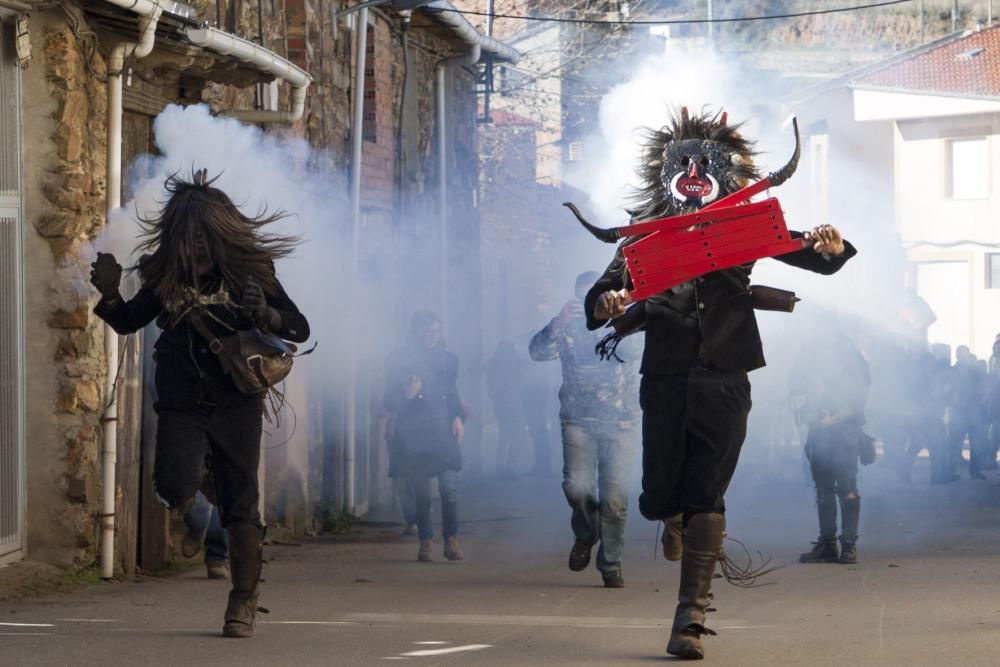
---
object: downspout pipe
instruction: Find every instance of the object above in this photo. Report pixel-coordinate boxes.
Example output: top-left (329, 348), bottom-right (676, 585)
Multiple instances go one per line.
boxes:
top-left (421, 1), bottom-right (519, 320)
top-left (100, 0), bottom-right (163, 581)
top-left (422, 0), bottom-right (520, 63)
top-left (435, 43), bottom-right (480, 323)
top-left (185, 26), bottom-right (313, 124)
top-left (344, 5), bottom-right (369, 514)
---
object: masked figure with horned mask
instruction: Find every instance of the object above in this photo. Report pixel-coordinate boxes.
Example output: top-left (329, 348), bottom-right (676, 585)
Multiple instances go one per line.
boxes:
top-left (576, 108), bottom-right (857, 659)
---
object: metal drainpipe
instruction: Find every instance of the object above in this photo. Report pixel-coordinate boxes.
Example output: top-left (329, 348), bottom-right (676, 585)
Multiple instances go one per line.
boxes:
top-left (345, 5), bottom-right (369, 514)
top-left (435, 43), bottom-right (480, 325)
top-left (101, 4), bottom-right (162, 581)
top-left (184, 26), bottom-right (312, 123)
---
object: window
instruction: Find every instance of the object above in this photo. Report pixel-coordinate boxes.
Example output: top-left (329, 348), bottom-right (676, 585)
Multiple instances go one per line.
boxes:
top-left (567, 141), bottom-right (583, 162)
top-left (948, 137), bottom-right (990, 199)
top-left (986, 253), bottom-right (1000, 289)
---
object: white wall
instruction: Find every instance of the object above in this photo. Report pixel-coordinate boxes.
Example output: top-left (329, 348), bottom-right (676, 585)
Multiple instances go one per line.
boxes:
top-left (493, 24), bottom-right (563, 186)
top-left (895, 114), bottom-right (1000, 245)
top-left (896, 112), bottom-right (1000, 359)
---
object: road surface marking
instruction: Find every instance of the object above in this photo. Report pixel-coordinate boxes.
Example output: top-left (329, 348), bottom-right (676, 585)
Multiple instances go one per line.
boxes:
top-left (0, 622), bottom-right (55, 627)
top-left (56, 619), bottom-right (119, 623)
top-left (0, 632), bottom-right (55, 637)
top-left (414, 641), bottom-right (449, 645)
top-left (861, 561), bottom-right (886, 651)
top-left (340, 612), bottom-right (762, 630)
top-left (259, 621), bottom-right (357, 625)
top-left (344, 613), bottom-right (665, 628)
top-left (400, 645), bottom-right (492, 657)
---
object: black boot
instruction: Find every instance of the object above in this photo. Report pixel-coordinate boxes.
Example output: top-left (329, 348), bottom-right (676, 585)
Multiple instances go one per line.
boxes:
top-left (816, 487), bottom-right (838, 544)
top-left (222, 522), bottom-right (265, 638)
top-left (839, 494), bottom-right (860, 564)
top-left (800, 485), bottom-right (839, 563)
top-left (666, 513), bottom-right (723, 660)
top-left (799, 540), bottom-right (839, 563)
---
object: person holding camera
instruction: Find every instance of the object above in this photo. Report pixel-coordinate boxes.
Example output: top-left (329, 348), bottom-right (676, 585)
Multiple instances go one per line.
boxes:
top-left (383, 311), bottom-right (466, 563)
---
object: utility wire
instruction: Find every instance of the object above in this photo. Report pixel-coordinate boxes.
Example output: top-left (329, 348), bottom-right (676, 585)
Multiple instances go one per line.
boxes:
top-left (433, 0), bottom-right (914, 26)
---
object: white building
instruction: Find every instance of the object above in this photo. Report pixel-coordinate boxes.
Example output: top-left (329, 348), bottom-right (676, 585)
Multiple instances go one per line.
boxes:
top-left (791, 26), bottom-right (1000, 361)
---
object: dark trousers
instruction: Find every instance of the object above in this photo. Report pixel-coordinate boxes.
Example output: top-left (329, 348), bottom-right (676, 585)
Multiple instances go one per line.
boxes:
top-left (404, 471), bottom-right (459, 541)
top-left (952, 411), bottom-right (988, 475)
top-left (879, 415), bottom-right (918, 482)
top-left (396, 478), bottom-right (417, 525)
top-left (806, 424), bottom-right (860, 543)
top-left (638, 368), bottom-right (751, 521)
top-left (154, 401), bottom-right (263, 528)
top-left (917, 415), bottom-right (950, 482)
top-left (526, 408), bottom-right (553, 475)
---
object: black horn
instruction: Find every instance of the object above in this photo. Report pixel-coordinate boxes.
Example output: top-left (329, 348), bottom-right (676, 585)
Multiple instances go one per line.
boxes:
top-left (563, 202), bottom-right (620, 244)
top-left (767, 117), bottom-right (801, 188)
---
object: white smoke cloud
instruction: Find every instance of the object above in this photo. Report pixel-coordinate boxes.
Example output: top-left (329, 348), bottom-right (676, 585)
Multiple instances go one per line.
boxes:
top-left (102, 103), bottom-right (336, 272)
top-left (564, 48), bottom-right (782, 226)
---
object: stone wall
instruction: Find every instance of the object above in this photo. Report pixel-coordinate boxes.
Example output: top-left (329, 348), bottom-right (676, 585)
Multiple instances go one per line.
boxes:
top-left (21, 8), bottom-right (109, 565)
top-left (17, 2), bottom-right (489, 564)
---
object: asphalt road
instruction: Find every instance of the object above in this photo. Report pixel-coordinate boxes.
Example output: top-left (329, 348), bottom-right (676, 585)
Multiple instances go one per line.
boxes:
top-left (5, 453), bottom-right (1000, 666)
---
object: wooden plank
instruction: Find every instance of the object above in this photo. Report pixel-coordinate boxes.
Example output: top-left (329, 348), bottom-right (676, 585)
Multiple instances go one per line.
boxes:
top-left (138, 323), bottom-right (168, 571)
top-left (121, 109), bottom-right (170, 572)
top-left (114, 298), bottom-right (142, 576)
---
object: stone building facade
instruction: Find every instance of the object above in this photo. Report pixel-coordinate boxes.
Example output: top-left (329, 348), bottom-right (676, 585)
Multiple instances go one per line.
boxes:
top-left (2, 0), bottom-right (515, 573)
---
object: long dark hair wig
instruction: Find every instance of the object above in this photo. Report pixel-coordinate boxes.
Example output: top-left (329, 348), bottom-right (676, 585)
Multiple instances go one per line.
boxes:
top-left (629, 107), bottom-right (760, 221)
top-left (132, 170), bottom-right (298, 305)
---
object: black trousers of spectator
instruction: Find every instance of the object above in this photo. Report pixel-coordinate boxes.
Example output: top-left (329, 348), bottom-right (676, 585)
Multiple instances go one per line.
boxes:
top-left (806, 423), bottom-right (860, 543)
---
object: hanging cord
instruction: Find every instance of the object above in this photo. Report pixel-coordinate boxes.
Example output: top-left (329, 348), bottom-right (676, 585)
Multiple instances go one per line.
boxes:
top-left (101, 334), bottom-right (133, 414)
top-left (652, 520), bottom-right (781, 587)
top-left (718, 536), bottom-right (784, 588)
top-left (262, 384), bottom-right (298, 449)
top-left (596, 331), bottom-right (628, 363)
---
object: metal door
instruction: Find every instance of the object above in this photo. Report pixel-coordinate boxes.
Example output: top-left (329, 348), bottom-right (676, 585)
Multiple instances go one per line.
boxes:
top-left (0, 16), bottom-right (25, 565)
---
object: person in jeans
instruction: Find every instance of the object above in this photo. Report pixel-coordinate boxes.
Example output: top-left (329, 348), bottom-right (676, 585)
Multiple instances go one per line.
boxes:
top-left (384, 312), bottom-right (466, 562)
top-left (530, 272), bottom-right (641, 588)
top-left (183, 491), bottom-right (230, 579)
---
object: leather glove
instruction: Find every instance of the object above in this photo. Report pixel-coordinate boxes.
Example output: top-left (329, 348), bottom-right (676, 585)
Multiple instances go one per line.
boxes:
top-left (243, 277), bottom-right (282, 331)
top-left (90, 252), bottom-right (123, 301)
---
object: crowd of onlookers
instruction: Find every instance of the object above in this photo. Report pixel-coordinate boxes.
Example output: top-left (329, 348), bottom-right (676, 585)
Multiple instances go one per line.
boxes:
top-left (864, 334), bottom-right (1000, 483)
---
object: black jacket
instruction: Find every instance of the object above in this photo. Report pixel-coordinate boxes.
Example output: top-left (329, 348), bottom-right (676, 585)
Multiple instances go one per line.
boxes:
top-left (586, 230), bottom-right (856, 374)
top-left (383, 345), bottom-right (466, 478)
top-left (94, 276), bottom-right (309, 410)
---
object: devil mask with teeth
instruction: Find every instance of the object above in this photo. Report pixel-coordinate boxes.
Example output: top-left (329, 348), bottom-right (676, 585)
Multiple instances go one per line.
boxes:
top-left (630, 107), bottom-right (759, 221)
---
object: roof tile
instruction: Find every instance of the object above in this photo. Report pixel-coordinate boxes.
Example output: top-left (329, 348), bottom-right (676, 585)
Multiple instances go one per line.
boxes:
top-left (855, 24), bottom-right (1000, 97)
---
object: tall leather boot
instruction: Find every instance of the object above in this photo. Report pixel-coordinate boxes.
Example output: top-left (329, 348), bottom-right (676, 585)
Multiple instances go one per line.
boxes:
top-left (800, 488), bottom-right (839, 563)
top-left (838, 494), bottom-right (860, 565)
top-left (223, 522), bottom-right (265, 638)
top-left (662, 513), bottom-right (683, 561)
top-left (666, 512), bottom-right (724, 660)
